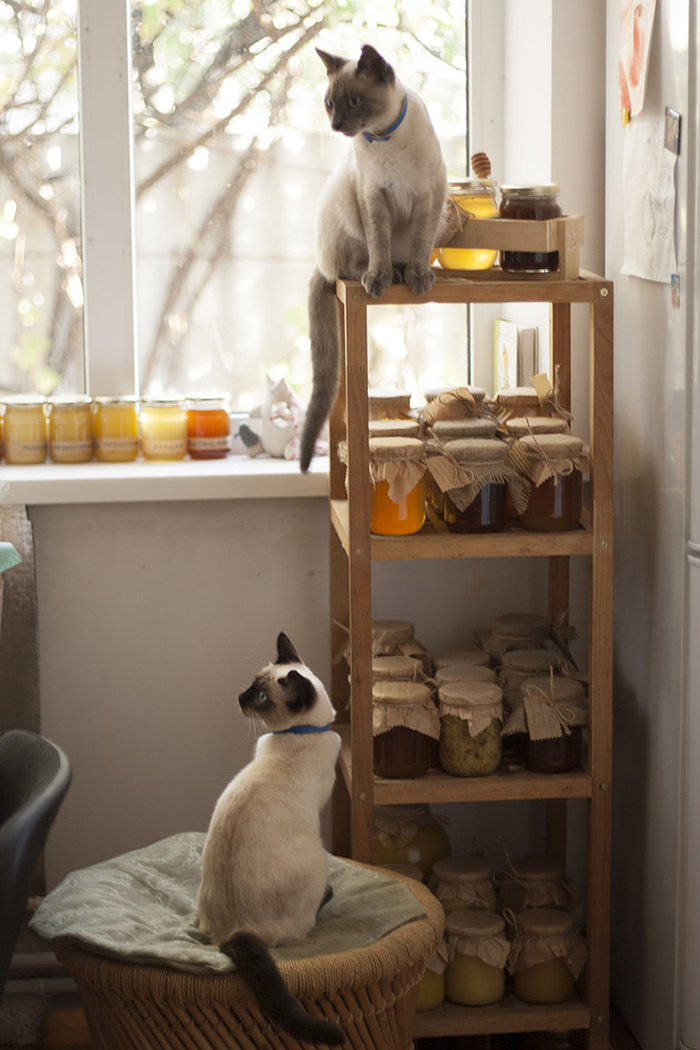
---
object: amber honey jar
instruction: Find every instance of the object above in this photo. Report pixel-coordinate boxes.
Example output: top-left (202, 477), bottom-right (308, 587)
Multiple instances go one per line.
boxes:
top-left (2, 396), bottom-right (48, 464)
top-left (438, 437), bottom-right (511, 534)
top-left (373, 804), bottom-right (451, 882)
top-left (508, 907), bottom-right (586, 1004)
top-left (438, 681), bottom-right (504, 777)
top-left (514, 433), bottom-right (584, 532)
top-left (431, 856), bottom-right (497, 914)
top-left (517, 675), bottom-right (587, 774)
top-left (48, 396), bottom-right (93, 463)
top-left (499, 184), bottom-right (562, 273)
top-left (186, 396), bottom-right (231, 459)
top-left (444, 910), bottom-right (510, 1006)
top-left (369, 436), bottom-right (426, 536)
top-left (93, 397), bottom-right (139, 463)
top-left (435, 179), bottom-right (499, 271)
top-left (372, 680), bottom-right (439, 778)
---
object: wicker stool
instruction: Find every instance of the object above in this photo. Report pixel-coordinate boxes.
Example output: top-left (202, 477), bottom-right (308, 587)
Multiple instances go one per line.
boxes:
top-left (55, 863), bottom-right (444, 1050)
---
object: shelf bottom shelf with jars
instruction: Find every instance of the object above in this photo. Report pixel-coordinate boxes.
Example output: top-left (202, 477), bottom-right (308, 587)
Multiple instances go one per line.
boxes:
top-left (413, 994), bottom-right (589, 1039)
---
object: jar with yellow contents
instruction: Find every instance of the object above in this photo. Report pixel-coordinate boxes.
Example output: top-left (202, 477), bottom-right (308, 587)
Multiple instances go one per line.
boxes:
top-left (444, 909), bottom-right (510, 1006)
top-left (93, 397), bottom-right (139, 462)
top-left (438, 681), bottom-right (504, 777)
top-left (373, 804), bottom-right (451, 883)
top-left (496, 854), bottom-right (579, 918)
top-left (430, 855), bottom-right (497, 914)
top-left (507, 907), bottom-right (587, 1004)
top-left (415, 941), bottom-right (449, 1012)
top-left (48, 396), bottom-right (94, 463)
top-left (368, 436), bottom-right (426, 535)
top-left (140, 397), bottom-right (187, 461)
top-left (2, 396), bottom-right (48, 464)
top-left (435, 179), bottom-right (499, 271)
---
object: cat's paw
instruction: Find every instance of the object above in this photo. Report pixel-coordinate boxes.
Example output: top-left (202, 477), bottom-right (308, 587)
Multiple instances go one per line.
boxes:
top-left (405, 265), bottom-right (436, 296)
top-left (362, 269), bottom-right (393, 298)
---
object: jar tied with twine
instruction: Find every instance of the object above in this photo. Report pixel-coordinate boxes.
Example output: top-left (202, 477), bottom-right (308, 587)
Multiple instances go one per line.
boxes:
top-left (444, 909), bottom-right (510, 1006)
top-left (510, 432), bottom-right (585, 532)
top-left (502, 673), bottom-right (587, 774)
top-left (506, 906), bottom-right (587, 1004)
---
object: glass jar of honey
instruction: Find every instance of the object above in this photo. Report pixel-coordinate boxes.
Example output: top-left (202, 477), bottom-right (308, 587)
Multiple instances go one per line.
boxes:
top-left (493, 386), bottom-right (544, 422)
top-left (444, 910), bottom-right (510, 1006)
top-left (505, 416), bottom-right (569, 438)
top-left (499, 184), bottom-right (562, 273)
top-left (435, 179), bottom-right (499, 271)
top-left (484, 611), bottom-right (552, 661)
top-left (369, 620), bottom-right (432, 674)
top-left (369, 436), bottom-right (426, 535)
top-left (508, 907), bottom-right (586, 1004)
top-left (513, 433), bottom-right (585, 532)
top-left (372, 680), bottom-right (439, 778)
top-left (496, 855), bottom-right (578, 917)
top-left (518, 675), bottom-right (587, 774)
top-left (431, 856), bottom-right (497, 914)
top-left (373, 804), bottom-right (451, 882)
top-left (48, 396), bottom-right (93, 463)
top-left (140, 398), bottom-right (187, 460)
top-left (438, 682), bottom-right (503, 777)
top-left (439, 437), bottom-right (512, 534)
top-left (368, 388), bottom-right (412, 420)
top-left (2, 396), bottom-right (48, 464)
top-left (186, 395), bottom-right (231, 459)
top-left (415, 943), bottom-right (449, 1011)
top-left (93, 397), bottom-right (139, 462)
top-left (435, 664), bottom-right (498, 688)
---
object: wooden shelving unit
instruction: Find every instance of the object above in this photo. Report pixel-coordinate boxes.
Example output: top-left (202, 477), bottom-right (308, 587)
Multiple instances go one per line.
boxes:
top-left (328, 269), bottom-right (613, 1050)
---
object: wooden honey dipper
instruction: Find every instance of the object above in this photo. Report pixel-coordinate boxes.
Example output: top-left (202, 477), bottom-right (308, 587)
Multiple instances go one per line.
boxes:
top-left (470, 152), bottom-right (492, 178)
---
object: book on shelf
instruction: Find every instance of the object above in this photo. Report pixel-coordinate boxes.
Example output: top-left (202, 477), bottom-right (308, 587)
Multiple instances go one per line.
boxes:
top-left (494, 319), bottom-right (539, 391)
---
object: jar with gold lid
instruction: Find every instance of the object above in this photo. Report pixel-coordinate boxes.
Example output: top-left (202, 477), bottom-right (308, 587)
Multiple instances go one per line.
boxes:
top-left (511, 432), bottom-right (585, 532)
top-left (48, 396), bottom-right (93, 463)
top-left (435, 179), bottom-right (499, 271)
top-left (368, 436), bottom-right (426, 535)
top-left (431, 855), bottom-right (497, 914)
top-left (93, 397), bottom-right (139, 462)
top-left (140, 397), bottom-right (187, 461)
top-left (438, 681), bottom-right (503, 777)
top-left (496, 854), bottom-right (579, 917)
top-left (373, 804), bottom-right (451, 882)
top-left (499, 184), bottom-right (562, 273)
top-left (444, 909), bottom-right (510, 1006)
top-left (372, 680), bottom-right (439, 778)
top-left (507, 906), bottom-right (587, 1004)
top-left (186, 395), bottom-right (231, 459)
top-left (2, 395), bottom-right (48, 464)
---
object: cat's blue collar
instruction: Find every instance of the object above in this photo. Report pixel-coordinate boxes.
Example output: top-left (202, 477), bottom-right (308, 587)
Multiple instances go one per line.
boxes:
top-left (274, 723), bottom-right (332, 735)
top-left (362, 94), bottom-right (408, 143)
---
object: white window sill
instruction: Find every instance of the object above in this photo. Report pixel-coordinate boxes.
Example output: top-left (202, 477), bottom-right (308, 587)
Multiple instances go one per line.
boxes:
top-left (0, 454), bottom-right (329, 505)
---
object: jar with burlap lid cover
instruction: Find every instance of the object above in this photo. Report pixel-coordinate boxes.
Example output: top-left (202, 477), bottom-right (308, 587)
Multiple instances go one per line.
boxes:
top-left (427, 437), bottom-right (528, 534)
top-left (373, 804), bottom-right (451, 882)
top-left (510, 432), bottom-right (586, 532)
top-left (496, 854), bottom-right (579, 917)
top-left (438, 681), bottom-right (504, 776)
top-left (444, 909), bottom-right (511, 1006)
top-left (369, 619), bottom-right (431, 674)
top-left (369, 435), bottom-right (427, 535)
top-left (506, 906), bottom-right (587, 1004)
top-left (432, 417), bottom-right (500, 441)
top-left (368, 387), bottom-right (411, 420)
top-left (499, 647), bottom-right (561, 709)
top-left (505, 415), bottom-right (570, 438)
top-left (502, 673), bottom-right (588, 774)
top-left (421, 386), bottom-right (489, 427)
top-left (435, 664), bottom-right (498, 688)
top-left (415, 939), bottom-right (450, 1011)
top-left (368, 418), bottom-right (419, 438)
top-left (372, 654), bottom-right (424, 683)
top-left (431, 855), bottom-right (497, 914)
top-left (482, 611), bottom-right (552, 661)
top-left (492, 386), bottom-right (544, 423)
top-left (372, 680), bottom-right (439, 778)
top-left (433, 649), bottom-right (492, 671)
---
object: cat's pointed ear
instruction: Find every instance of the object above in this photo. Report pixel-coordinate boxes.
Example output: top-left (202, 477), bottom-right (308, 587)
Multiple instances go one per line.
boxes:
top-left (281, 669), bottom-right (316, 713)
top-left (357, 44), bottom-right (395, 85)
top-left (276, 632), bottom-right (301, 665)
top-left (316, 48), bottom-right (345, 76)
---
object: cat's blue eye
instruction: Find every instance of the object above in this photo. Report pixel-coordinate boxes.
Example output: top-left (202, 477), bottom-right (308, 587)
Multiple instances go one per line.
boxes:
top-left (325, 98), bottom-right (333, 111)
top-left (348, 97), bottom-right (361, 108)
top-left (257, 689), bottom-right (267, 703)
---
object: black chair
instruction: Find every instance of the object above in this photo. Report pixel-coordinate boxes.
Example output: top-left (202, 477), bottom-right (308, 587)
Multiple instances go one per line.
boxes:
top-left (0, 729), bottom-right (71, 997)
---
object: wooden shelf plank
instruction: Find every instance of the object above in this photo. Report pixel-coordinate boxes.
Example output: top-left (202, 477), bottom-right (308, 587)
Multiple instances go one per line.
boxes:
top-left (336, 270), bottom-right (609, 305)
top-left (331, 500), bottom-right (594, 560)
top-left (412, 996), bottom-right (590, 1037)
top-left (337, 727), bottom-right (592, 803)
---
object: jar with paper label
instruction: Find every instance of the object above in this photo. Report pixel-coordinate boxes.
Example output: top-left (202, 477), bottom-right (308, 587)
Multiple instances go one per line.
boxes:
top-left (368, 436), bottom-right (426, 535)
top-left (2, 396), bottom-right (48, 464)
top-left (435, 179), bottom-right (499, 271)
top-left (513, 433), bottom-right (585, 532)
top-left (445, 910), bottom-right (510, 1006)
top-left (508, 907), bottom-right (587, 1004)
top-left (499, 184), bottom-right (562, 273)
top-left (48, 396), bottom-right (93, 463)
top-left (431, 856), bottom-right (497, 914)
top-left (496, 855), bottom-right (579, 917)
top-left (518, 675), bottom-right (587, 774)
top-left (186, 396), bottom-right (231, 459)
top-left (93, 397), bottom-right (139, 462)
top-left (436, 438), bottom-right (516, 534)
top-left (415, 941), bottom-right (449, 1011)
top-left (373, 805), bottom-right (451, 881)
top-left (140, 398), bottom-right (187, 461)
top-left (438, 681), bottom-right (503, 777)
top-left (372, 680), bottom-right (439, 778)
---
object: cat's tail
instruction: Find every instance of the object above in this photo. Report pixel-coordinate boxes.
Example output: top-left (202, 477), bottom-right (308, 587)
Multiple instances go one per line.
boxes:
top-left (300, 269), bottom-right (339, 473)
top-left (221, 931), bottom-right (345, 1045)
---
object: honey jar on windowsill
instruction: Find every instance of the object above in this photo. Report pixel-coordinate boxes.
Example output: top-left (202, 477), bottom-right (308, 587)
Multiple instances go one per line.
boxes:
top-left (48, 396), bottom-right (93, 463)
top-left (2, 396), bottom-right (48, 464)
top-left (186, 395), bottom-right (231, 459)
top-left (93, 397), bottom-right (139, 463)
top-left (435, 179), bottom-right (499, 271)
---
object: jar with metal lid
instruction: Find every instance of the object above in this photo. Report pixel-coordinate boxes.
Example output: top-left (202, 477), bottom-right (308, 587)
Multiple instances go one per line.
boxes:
top-left (373, 804), bottom-right (451, 881)
top-left (140, 397), bottom-right (187, 461)
top-left (372, 680), bottom-right (439, 778)
top-left (415, 941), bottom-right (449, 1011)
top-left (2, 396), bottom-right (48, 464)
top-left (444, 909), bottom-right (510, 1006)
top-left (430, 437), bottom-right (516, 534)
top-left (368, 418), bottom-right (420, 439)
top-left (511, 674), bottom-right (588, 774)
top-left (496, 855), bottom-right (579, 917)
top-left (431, 855), bottom-right (497, 914)
top-left (93, 397), bottom-right (139, 462)
top-left (507, 906), bottom-right (587, 1004)
top-left (512, 433), bottom-right (585, 532)
top-left (505, 416), bottom-right (569, 438)
top-left (499, 184), bottom-right (562, 273)
top-left (48, 396), bottom-right (93, 463)
top-left (186, 395), bottom-right (231, 459)
top-left (437, 682), bottom-right (503, 777)
top-left (435, 179), bottom-right (499, 271)
top-left (368, 436), bottom-right (426, 536)
top-left (368, 388), bottom-right (412, 420)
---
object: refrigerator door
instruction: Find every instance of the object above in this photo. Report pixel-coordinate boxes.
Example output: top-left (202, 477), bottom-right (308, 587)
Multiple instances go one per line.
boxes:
top-left (680, 552), bottom-right (700, 1050)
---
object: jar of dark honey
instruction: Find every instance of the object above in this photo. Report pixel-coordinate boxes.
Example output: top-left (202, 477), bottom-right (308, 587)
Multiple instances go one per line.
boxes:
top-left (499, 184), bottom-right (562, 273)
top-left (513, 433), bottom-right (585, 532)
top-left (518, 675), bottom-right (587, 774)
top-left (439, 438), bottom-right (511, 534)
top-left (372, 680), bottom-right (439, 778)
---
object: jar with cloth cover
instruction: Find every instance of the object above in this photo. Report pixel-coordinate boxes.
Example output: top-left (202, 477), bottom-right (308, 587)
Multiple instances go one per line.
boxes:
top-left (438, 682), bottom-right (504, 776)
top-left (511, 432), bottom-right (585, 532)
top-left (482, 611), bottom-right (552, 662)
top-left (426, 437), bottom-right (528, 534)
top-left (369, 619), bottom-right (431, 675)
top-left (372, 680), bottom-right (439, 778)
top-left (507, 906), bottom-right (587, 1004)
top-left (496, 854), bottom-right (579, 918)
top-left (372, 804), bottom-right (451, 881)
top-left (444, 909), bottom-right (510, 1006)
top-left (431, 855), bottom-right (497, 914)
top-left (502, 673), bottom-right (588, 774)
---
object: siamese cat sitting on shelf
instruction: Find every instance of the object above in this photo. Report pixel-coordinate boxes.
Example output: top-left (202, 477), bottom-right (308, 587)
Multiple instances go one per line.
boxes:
top-left (197, 632), bottom-right (344, 1045)
top-left (300, 43), bottom-right (449, 471)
